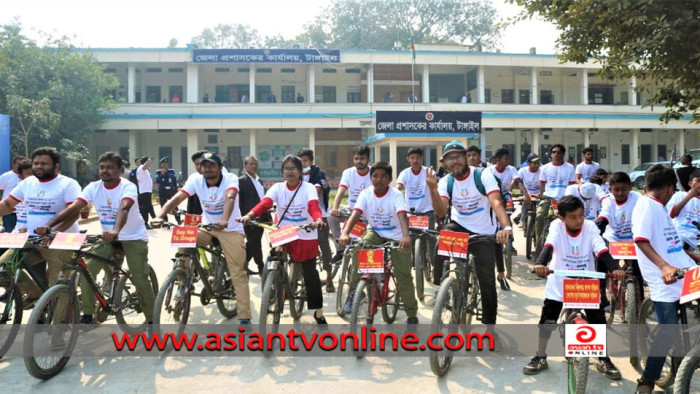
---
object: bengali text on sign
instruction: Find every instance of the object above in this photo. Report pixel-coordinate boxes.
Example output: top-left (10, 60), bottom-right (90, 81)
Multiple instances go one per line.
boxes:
top-left (437, 230), bottom-right (469, 259)
top-left (268, 225), bottom-right (300, 248)
top-left (357, 249), bottom-right (385, 274)
top-left (609, 242), bottom-right (637, 260)
top-left (563, 279), bottom-right (600, 309)
top-left (0, 232), bottom-right (29, 248)
top-left (408, 215), bottom-right (429, 230)
top-left (680, 266), bottom-right (700, 304)
top-left (50, 232), bottom-right (88, 250)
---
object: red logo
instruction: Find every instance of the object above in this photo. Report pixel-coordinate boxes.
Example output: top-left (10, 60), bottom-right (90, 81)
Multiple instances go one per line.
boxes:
top-left (425, 112), bottom-right (434, 121)
top-left (576, 326), bottom-right (596, 343)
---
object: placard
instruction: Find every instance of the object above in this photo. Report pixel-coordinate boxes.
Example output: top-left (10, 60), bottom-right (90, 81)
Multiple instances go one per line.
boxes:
top-left (437, 230), bottom-right (469, 259)
top-left (49, 232), bottom-right (87, 250)
top-left (268, 225), bottom-right (300, 248)
top-left (609, 242), bottom-right (637, 260)
top-left (170, 226), bottom-right (198, 248)
top-left (184, 214), bottom-right (202, 226)
top-left (0, 232), bottom-right (29, 248)
top-left (349, 221), bottom-right (367, 239)
top-left (408, 215), bottom-right (429, 230)
top-left (551, 200), bottom-right (558, 211)
top-left (563, 279), bottom-right (601, 309)
top-left (357, 249), bottom-right (384, 274)
top-left (680, 266), bottom-right (700, 304)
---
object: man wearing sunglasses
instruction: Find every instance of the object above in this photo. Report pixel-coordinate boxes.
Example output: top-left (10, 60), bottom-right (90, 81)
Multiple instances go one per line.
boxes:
top-left (535, 144), bottom-right (576, 246)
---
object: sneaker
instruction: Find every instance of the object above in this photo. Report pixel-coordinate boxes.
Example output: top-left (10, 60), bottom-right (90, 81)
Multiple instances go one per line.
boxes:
top-left (407, 316), bottom-right (419, 325)
top-left (523, 356), bottom-right (548, 375)
top-left (50, 334), bottom-right (67, 351)
top-left (325, 282), bottom-right (336, 293)
top-left (343, 291), bottom-right (355, 314)
top-left (314, 312), bottom-right (328, 325)
top-left (331, 251), bottom-right (343, 264)
top-left (635, 377), bottom-right (655, 393)
top-left (80, 314), bottom-right (94, 324)
top-left (597, 357), bottom-right (621, 380)
top-left (517, 222), bottom-right (524, 229)
top-left (511, 248), bottom-right (518, 256)
top-left (513, 216), bottom-right (521, 225)
top-left (239, 319), bottom-right (251, 330)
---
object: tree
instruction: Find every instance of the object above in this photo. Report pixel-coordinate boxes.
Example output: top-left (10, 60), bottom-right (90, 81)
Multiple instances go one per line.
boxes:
top-left (509, 0), bottom-right (700, 123)
top-left (0, 21), bottom-right (117, 160)
top-left (298, 0), bottom-right (501, 51)
top-left (191, 24), bottom-right (263, 48)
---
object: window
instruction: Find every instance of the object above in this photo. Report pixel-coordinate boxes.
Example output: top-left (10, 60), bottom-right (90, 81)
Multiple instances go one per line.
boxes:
top-left (215, 67), bottom-right (230, 73)
top-left (104, 68), bottom-right (116, 73)
top-left (237, 68), bottom-right (250, 73)
top-left (281, 68), bottom-right (295, 73)
top-left (168, 68), bottom-right (183, 73)
top-left (281, 86), bottom-right (295, 103)
top-left (204, 129), bottom-right (219, 132)
top-left (146, 86), bottom-right (161, 103)
top-left (269, 128), bottom-right (295, 132)
top-left (157, 129), bottom-right (173, 133)
top-left (315, 86), bottom-right (336, 103)
top-left (345, 68), bottom-right (361, 74)
top-left (215, 85), bottom-right (230, 102)
top-left (484, 88), bottom-right (491, 104)
top-left (256, 85), bottom-right (271, 102)
top-left (146, 68), bottom-right (162, 73)
top-left (329, 151), bottom-right (337, 167)
top-left (169, 86), bottom-right (183, 102)
top-left (658, 144), bottom-right (667, 161)
top-left (207, 135), bottom-right (218, 144)
top-left (322, 68), bottom-right (337, 73)
top-left (159, 147), bottom-right (172, 164)
top-left (621, 144), bottom-right (630, 165)
top-left (620, 91), bottom-right (629, 105)
top-left (519, 89), bottom-right (530, 104)
top-left (347, 86), bottom-right (361, 103)
top-left (540, 90), bottom-right (553, 104)
top-left (257, 68), bottom-right (272, 73)
top-left (501, 89), bottom-right (514, 104)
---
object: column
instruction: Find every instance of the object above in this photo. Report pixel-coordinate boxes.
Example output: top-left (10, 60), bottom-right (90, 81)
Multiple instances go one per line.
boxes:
top-left (583, 129), bottom-right (591, 148)
top-left (127, 65), bottom-right (136, 103)
top-left (479, 129), bottom-right (486, 157)
top-left (530, 67), bottom-right (538, 105)
top-left (421, 64), bottom-right (430, 103)
top-left (367, 64), bottom-right (374, 103)
top-left (652, 130), bottom-right (659, 161)
top-left (187, 129), bottom-right (200, 175)
top-left (308, 65), bottom-right (315, 104)
top-left (128, 131), bottom-right (139, 163)
top-left (514, 130), bottom-right (521, 163)
top-left (580, 69), bottom-right (588, 105)
top-left (389, 139), bottom-right (397, 180)
top-left (477, 66), bottom-right (485, 104)
top-left (436, 142), bottom-right (443, 159)
top-left (532, 129), bottom-right (540, 157)
top-left (248, 65), bottom-right (256, 103)
top-left (629, 76), bottom-right (637, 106)
top-left (249, 129), bottom-right (257, 157)
top-left (186, 63), bottom-right (199, 103)
top-left (373, 145), bottom-right (380, 163)
top-left (631, 129), bottom-right (640, 169)
top-left (308, 128), bottom-right (315, 152)
top-left (678, 129), bottom-right (685, 158)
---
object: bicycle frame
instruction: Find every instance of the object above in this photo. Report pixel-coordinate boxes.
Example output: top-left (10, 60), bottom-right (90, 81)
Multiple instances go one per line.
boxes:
top-left (361, 250), bottom-right (398, 319)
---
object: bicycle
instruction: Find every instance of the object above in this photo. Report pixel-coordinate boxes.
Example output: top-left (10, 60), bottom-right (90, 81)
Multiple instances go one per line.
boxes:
top-left (534, 196), bottom-right (558, 261)
top-left (503, 199), bottom-right (515, 279)
top-left (408, 225), bottom-right (439, 300)
top-left (429, 233), bottom-right (495, 377)
top-left (517, 195), bottom-right (539, 260)
top-left (23, 234), bottom-right (158, 380)
top-left (152, 220), bottom-right (237, 335)
top-left (673, 267), bottom-right (700, 394)
top-left (335, 237), bottom-right (360, 317)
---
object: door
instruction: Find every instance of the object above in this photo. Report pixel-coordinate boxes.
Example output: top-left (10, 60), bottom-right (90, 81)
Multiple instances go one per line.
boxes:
top-left (520, 143), bottom-right (532, 163)
top-left (641, 144), bottom-right (652, 163)
top-left (657, 144), bottom-right (667, 161)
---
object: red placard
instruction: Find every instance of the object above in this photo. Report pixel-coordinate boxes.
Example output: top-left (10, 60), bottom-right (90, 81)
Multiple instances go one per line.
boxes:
top-left (609, 242), bottom-right (637, 260)
top-left (49, 232), bottom-right (87, 250)
top-left (563, 279), bottom-right (600, 309)
top-left (530, 194), bottom-right (540, 201)
top-left (0, 233), bottom-right (29, 248)
top-left (552, 200), bottom-right (558, 211)
top-left (680, 266), bottom-right (700, 304)
top-left (408, 215), bottom-right (429, 230)
top-left (349, 221), bottom-right (367, 239)
top-left (506, 200), bottom-right (514, 209)
top-left (170, 226), bottom-right (198, 248)
top-left (437, 230), bottom-right (469, 259)
top-left (357, 249), bottom-right (384, 273)
top-left (184, 214), bottom-right (202, 226)
top-left (268, 225), bottom-right (300, 247)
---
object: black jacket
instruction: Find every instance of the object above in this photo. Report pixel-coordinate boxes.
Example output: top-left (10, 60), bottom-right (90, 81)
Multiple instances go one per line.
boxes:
top-left (306, 165), bottom-right (330, 211)
top-left (239, 173), bottom-right (269, 220)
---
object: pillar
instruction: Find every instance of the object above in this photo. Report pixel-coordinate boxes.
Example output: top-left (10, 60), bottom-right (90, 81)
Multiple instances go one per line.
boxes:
top-left (308, 65), bottom-right (315, 104)
top-left (373, 145), bottom-right (380, 163)
top-left (127, 65), bottom-right (136, 103)
top-left (629, 76), bottom-right (637, 106)
top-left (479, 130), bottom-right (486, 159)
top-left (583, 129), bottom-right (591, 148)
top-left (249, 129), bottom-right (257, 157)
top-left (477, 66), bottom-right (485, 104)
top-left (422, 65), bottom-right (430, 103)
top-left (128, 131), bottom-right (139, 164)
top-left (248, 65), bottom-right (256, 103)
top-left (652, 130), bottom-right (659, 161)
top-left (389, 139), bottom-right (397, 181)
top-left (367, 64), bottom-right (374, 103)
top-left (631, 129), bottom-right (640, 169)
top-left (530, 67), bottom-right (538, 105)
top-left (514, 130), bottom-right (521, 163)
top-left (187, 129), bottom-right (200, 175)
top-left (580, 69), bottom-right (588, 105)
top-left (186, 63), bottom-right (199, 103)
top-left (678, 129), bottom-right (685, 158)
top-left (533, 129), bottom-right (540, 157)
top-left (308, 128), bottom-right (315, 152)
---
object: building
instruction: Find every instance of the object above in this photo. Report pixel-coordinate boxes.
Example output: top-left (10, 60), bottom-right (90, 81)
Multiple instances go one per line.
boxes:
top-left (88, 43), bottom-right (700, 181)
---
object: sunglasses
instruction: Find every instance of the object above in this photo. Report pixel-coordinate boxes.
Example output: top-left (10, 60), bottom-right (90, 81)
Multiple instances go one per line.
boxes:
top-left (551, 150), bottom-right (563, 154)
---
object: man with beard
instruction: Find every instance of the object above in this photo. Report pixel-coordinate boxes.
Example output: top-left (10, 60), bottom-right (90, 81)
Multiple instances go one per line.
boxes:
top-left (0, 155), bottom-right (27, 232)
top-left (38, 151), bottom-right (155, 326)
top-left (186, 151), bottom-right (207, 215)
top-left (0, 147), bottom-right (81, 290)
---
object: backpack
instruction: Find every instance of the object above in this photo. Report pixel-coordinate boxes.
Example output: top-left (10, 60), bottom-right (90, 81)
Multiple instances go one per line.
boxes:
top-left (128, 168), bottom-right (139, 192)
top-left (446, 167), bottom-right (504, 199)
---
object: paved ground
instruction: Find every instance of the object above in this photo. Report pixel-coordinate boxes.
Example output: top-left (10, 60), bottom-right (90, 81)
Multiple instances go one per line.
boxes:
top-left (0, 211), bottom-right (663, 393)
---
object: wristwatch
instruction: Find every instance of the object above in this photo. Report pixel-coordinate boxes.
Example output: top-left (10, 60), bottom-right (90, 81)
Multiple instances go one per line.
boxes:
top-left (503, 226), bottom-right (513, 231)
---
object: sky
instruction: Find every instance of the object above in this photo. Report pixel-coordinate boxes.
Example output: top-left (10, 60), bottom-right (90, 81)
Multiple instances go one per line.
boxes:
top-left (0, 0), bottom-right (559, 54)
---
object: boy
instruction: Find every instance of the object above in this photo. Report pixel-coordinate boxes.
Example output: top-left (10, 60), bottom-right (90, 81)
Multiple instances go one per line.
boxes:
top-left (524, 196), bottom-right (624, 379)
top-left (564, 182), bottom-right (604, 221)
top-left (666, 169), bottom-right (700, 251)
top-left (596, 172), bottom-right (641, 242)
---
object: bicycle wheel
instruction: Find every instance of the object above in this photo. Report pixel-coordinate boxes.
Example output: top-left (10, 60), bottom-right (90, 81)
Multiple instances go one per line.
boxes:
top-left (525, 214), bottom-right (535, 260)
top-left (567, 356), bottom-right (589, 394)
top-left (625, 280), bottom-right (639, 366)
top-left (259, 269), bottom-right (283, 336)
top-left (423, 238), bottom-right (433, 284)
top-left (674, 355), bottom-right (700, 394)
top-left (349, 279), bottom-right (372, 358)
top-left (335, 253), bottom-right (352, 317)
top-left (504, 241), bottom-right (513, 279)
top-left (638, 298), bottom-right (680, 388)
top-left (288, 263), bottom-right (305, 320)
top-left (72, 263), bottom-right (111, 323)
top-left (23, 284), bottom-right (80, 380)
top-left (114, 264), bottom-right (158, 334)
top-left (429, 276), bottom-right (459, 377)
top-left (0, 280), bottom-right (22, 358)
top-left (152, 269), bottom-right (191, 336)
top-left (413, 237), bottom-right (424, 300)
top-left (381, 274), bottom-right (398, 324)
top-left (214, 260), bottom-right (237, 319)
top-left (463, 264), bottom-right (481, 325)
top-left (605, 277), bottom-right (619, 324)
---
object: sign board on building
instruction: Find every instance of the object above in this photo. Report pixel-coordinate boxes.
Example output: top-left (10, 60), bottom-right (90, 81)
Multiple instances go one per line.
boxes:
top-left (193, 49), bottom-right (341, 64)
top-left (375, 111), bottom-right (481, 134)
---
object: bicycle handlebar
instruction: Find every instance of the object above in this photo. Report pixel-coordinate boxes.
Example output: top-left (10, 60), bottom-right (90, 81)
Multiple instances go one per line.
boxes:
top-left (244, 219), bottom-right (315, 233)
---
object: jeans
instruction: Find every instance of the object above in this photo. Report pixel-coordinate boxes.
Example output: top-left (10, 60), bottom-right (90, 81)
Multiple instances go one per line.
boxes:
top-left (642, 301), bottom-right (681, 380)
top-left (535, 199), bottom-right (552, 246)
top-left (2, 213), bottom-right (17, 233)
top-left (318, 218), bottom-right (333, 270)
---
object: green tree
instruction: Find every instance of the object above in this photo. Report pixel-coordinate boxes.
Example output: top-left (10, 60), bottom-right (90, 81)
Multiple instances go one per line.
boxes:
top-left (0, 21), bottom-right (118, 159)
top-left (509, 0), bottom-right (700, 123)
top-left (191, 24), bottom-right (264, 48)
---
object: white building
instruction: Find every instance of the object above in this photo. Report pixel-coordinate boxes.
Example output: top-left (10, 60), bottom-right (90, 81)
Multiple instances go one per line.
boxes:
top-left (88, 44), bottom-right (700, 181)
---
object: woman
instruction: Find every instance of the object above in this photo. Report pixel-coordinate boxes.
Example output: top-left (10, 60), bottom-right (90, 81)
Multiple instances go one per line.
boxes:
top-left (238, 155), bottom-right (327, 324)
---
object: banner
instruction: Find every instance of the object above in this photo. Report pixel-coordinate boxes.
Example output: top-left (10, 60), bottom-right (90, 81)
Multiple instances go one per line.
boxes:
top-left (408, 215), bottom-right (429, 230)
top-left (562, 279), bottom-right (600, 309)
top-left (357, 249), bottom-right (384, 274)
top-left (680, 266), bottom-right (700, 304)
top-left (268, 225), bottom-right (300, 247)
top-left (171, 226), bottom-right (198, 248)
top-left (193, 49), bottom-right (340, 64)
top-left (375, 111), bottom-right (481, 134)
top-left (608, 242), bottom-right (637, 260)
top-left (0, 233), bottom-right (29, 248)
top-left (50, 232), bottom-right (87, 250)
top-left (184, 214), bottom-right (202, 226)
top-left (437, 230), bottom-right (469, 259)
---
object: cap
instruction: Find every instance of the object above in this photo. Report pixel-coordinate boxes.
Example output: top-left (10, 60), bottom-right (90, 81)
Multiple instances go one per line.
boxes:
top-left (579, 183), bottom-right (597, 200)
top-left (159, 156), bottom-right (169, 163)
top-left (527, 153), bottom-right (540, 162)
top-left (200, 152), bottom-right (222, 165)
top-left (442, 140), bottom-right (467, 158)
top-left (140, 156), bottom-right (149, 164)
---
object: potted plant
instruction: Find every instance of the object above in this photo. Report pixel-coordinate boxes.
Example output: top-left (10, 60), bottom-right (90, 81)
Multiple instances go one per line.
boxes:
top-left (80, 203), bottom-right (93, 219)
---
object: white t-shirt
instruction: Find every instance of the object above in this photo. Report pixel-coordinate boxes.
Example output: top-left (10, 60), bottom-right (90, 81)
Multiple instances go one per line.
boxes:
top-left (517, 166), bottom-right (541, 196)
top-left (13, 203), bottom-right (27, 232)
top-left (632, 195), bottom-right (696, 302)
top-left (396, 166), bottom-right (432, 213)
top-left (182, 173), bottom-right (243, 233)
top-left (666, 191), bottom-right (700, 249)
top-left (136, 165), bottom-right (153, 194)
top-left (437, 167), bottom-right (500, 235)
top-left (488, 165), bottom-right (518, 195)
top-left (9, 174), bottom-right (81, 234)
top-left (265, 181), bottom-right (318, 240)
top-left (354, 186), bottom-right (407, 241)
top-left (339, 167), bottom-right (371, 209)
top-left (543, 219), bottom-right (608, 301)
top-left (0, 170), bottom-right (21, 200)
top-left (539, 162), bottom-right (576, 200)
top-left (575, 161), bottom-right (600, 182)
top-left (564, 184), bottom-right (602, 220)
top-left (598, 191), bottom-right (641, 242)
top-left (78, 178), bottom-right (147, 241)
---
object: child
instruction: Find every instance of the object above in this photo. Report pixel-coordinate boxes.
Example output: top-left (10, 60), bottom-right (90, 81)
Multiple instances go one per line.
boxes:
top-left (524, 196), bottom-right (624, 379)
top-left (666, 169), bottom-right (700, 251)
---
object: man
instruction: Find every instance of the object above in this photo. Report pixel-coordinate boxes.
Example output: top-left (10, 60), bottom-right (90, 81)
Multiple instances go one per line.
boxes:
top-left (0, 155), bottom-right (27, 232)
top-left (136, 156), bottom-right (155, 228)
top-left (667, 169), bottom-right (700, 251)
top-left (515, 153), bottom-right (541, 227)
top-left (39, 152), bottom-right (155, 326)
top-left (298, 148), bottom-right (335, 292)
top-left (296, 93), bottom-right (304, 103)
top-left (396, 147), bottom-right (435, 228)
top-left (575, 146), bottom-right (600, 183)
top-left (0, 147), bottom-right (81, 288)
top-left (128, 157), bottom-right (140, 191)
top-left (535, 144), bottom-right (576, 245)
top-left (488, 148), bottom-right (519, 283)
top-left (155, 152), bottom-right (251, 325)
top-left (564, 182), bottom-right (604, 221)
top-left (155, 156), bottom-right (178, 208)
top-left (238, 155), bottom-right (267, 275)
top-left (329, 145), bottom-right (372, 262)
top-left (186, 150), bottom-right (206, 215)
top-left (12, 160), bottom-right (34, 233)
top-left (466, 145), bottom-right (488, 168)
top-left (675, 155), bottom-right (694, 192)
top-left (426, 141), bottom-right (512, 333)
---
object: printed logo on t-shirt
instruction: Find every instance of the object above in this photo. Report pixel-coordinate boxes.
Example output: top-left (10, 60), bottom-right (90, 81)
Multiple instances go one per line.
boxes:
top-left (572, 245), bottom-right (581, 256)
top-left (37, 190), bottom-right (45, 198)
top-left (107, 198), bottom-right (113, 206)
top-left (620, 212), bottom-right (626, 223)
top-left (209, 192), bottom-right (218, 201)
top-left (459, 188), bottom-right (469, 198)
